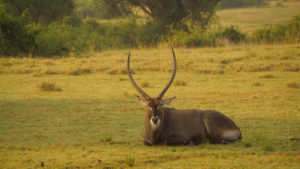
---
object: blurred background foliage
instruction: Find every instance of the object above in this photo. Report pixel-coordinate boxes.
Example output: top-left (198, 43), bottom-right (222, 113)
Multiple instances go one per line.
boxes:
top-left (0, 0), bottom-right (299, 57)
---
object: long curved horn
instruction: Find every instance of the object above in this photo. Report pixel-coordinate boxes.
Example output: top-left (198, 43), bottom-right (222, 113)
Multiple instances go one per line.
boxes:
top-left (127, 52), bottom-right (151, 100)
top-left (157, 48), bottom-right (177, 99)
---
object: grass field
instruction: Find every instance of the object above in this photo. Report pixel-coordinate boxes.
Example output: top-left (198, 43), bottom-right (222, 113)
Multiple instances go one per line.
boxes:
top-left (217, 1), bottom-right (300, 32)
top-left (0, 44), bottom-right (300, 168)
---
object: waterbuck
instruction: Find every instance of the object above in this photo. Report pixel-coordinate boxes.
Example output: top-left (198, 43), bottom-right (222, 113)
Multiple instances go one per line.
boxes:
top-left (127, 49), bottom-right (241, 145)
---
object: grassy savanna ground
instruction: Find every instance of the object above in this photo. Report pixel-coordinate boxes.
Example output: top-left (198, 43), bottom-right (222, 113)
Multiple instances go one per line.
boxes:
top-left (1, 44), bottom-right (300, 168)
top-left (217, 1), bottom-right (300, 32)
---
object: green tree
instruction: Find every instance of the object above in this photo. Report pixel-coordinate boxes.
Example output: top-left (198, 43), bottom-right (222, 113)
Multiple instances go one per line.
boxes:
top-left (93, 0), bottom-right (131, 19)
top-left (0, 0), bottom-right (74, 23)
top-left (0, 6), bottom-right (35, 56)
top-left (96, 0), bottom-right (221, 31)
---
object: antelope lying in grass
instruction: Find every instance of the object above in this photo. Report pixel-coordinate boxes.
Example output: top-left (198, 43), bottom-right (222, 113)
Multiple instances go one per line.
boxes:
top-left (127, 49), bottom-right (241, 145)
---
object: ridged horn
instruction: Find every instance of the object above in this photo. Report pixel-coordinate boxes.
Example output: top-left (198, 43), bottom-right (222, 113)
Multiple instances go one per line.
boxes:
top-left (157, 48), bottom-right (177, 99)
top-left (127, 52), bottom-right (151, 100)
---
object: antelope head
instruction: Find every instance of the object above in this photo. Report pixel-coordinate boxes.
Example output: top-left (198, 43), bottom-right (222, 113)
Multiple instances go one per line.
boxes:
top-left (127, 49), bottom-right (177, 129)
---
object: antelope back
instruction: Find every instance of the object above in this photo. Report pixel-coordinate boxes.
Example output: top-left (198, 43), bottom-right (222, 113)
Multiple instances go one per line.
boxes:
top-left (202, 110), bottom-right (241, 143)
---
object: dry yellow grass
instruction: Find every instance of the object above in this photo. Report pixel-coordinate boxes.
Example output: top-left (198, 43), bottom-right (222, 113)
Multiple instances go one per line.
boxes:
top-left (216, 1), bottom-right (300, 32)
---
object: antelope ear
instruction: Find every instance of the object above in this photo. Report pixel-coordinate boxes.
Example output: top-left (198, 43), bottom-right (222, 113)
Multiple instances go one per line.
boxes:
top-left (137, 96), bottom-right (149, 106)
top-left (161, 96), bottom-right (176, 105)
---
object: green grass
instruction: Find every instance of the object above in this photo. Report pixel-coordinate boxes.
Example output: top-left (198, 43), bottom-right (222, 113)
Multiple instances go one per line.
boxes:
top-left (217, 1), bottom-right (300, 33)
top-left (0, 44), bottom-right (300, 168)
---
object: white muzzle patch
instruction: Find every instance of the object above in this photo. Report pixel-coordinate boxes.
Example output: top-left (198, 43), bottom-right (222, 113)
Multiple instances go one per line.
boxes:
top-left (150, 118), bottom-right (160, 130)
top-left (222, 130), bottom-right (240, 141)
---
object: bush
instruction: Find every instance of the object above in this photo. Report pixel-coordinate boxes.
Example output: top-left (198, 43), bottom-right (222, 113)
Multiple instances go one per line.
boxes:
top-left (38, 82), bottom-right (62, 92)
top-left (285, 15), bottom-right (300, 42)
top-left (0, 7), bottom-right (35, 56)
top-left (136, 22), bottom-right (164, 47)
top-left (167, 25), bottom-right (245, 47)
top-left (9, 17), bottom-right (164, 57)
top-left (252, 15), bottom-right (300, 43)
top-left (168, 29), bottom-right (217, 47)
top-left (1, 0), bottom-right (74, 24)
top-left (34, 23), bottom-right (74, 56)
top-left (220, 26), bottom-right (246, 43)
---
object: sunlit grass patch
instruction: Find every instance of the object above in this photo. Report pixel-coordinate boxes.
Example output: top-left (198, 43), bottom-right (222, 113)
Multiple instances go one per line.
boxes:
top-left (217, 1), bottom-right (300, 32)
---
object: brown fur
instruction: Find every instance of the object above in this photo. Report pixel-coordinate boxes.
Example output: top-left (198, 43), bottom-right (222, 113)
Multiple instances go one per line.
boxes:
top-left (143, 104), bottom-right (241, 145)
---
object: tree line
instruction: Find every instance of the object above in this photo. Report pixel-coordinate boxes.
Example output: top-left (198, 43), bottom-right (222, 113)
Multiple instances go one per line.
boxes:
top-left (0, 0), bottom-right (299, 57)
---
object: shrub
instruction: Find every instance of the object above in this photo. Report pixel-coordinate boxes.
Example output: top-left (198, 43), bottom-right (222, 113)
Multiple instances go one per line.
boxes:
top-left (168, 25), bottom-right (245, 47)
top-left (38, 82), bottom-right (62, 92)
top-left (285, 15), bottom-right (300, 42)
top-left (1, 0), bottom-right (74, 24)
top-left (34, 22), bottom-right (86, 56)
top-left (168, 29), bottom-right (217, 47)
top-left (0, 7), bottom-right (35, 56)
top-left (136, 22), bottom-right (164, 47)
top-left (220, 26), bottom-right (246, 43)
top-left (252, 15), bottom-right (300, 43)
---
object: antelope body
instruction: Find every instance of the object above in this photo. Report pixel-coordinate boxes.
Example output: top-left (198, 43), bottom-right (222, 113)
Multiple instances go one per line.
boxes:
top-left (127, 49), bottom-right (241, 145)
